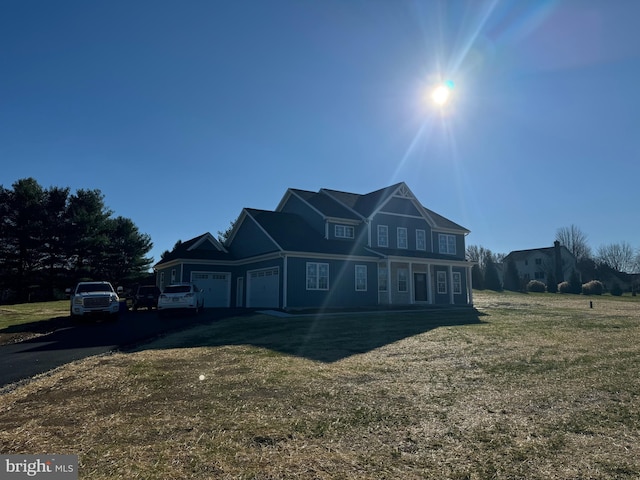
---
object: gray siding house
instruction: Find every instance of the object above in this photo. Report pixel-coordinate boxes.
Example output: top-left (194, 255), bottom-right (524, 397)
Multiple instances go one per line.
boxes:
top-left (502, 241), bottom-right (577, 285)
top-left (154, 182), bottom-right (473, 309)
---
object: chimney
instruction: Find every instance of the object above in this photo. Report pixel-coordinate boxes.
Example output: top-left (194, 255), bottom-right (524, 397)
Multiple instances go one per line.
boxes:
top-left (554, 240), bottom-right (563, 282)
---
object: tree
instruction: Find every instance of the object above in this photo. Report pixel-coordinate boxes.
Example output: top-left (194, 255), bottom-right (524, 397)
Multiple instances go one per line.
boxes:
top-left (0, 178), bottom-right (155, 301)
top-left (97, 217), bottom-right (153, 284)
top-left (484, 256), bottom-right (502, 291)
top-left (0, 178), bottom-right (47, 301)
top-left (503, 260), bottom-right (520, 292)
top-left (66, 189), bottom-right (113, 280)
top-left (217, 216), bottom-right (239, 244)
top-left (597, 242), bottom-right (636, 273)
top-left (471, 264), bottom-right (484, 290)
top-left (556, 225), bottom-right (591, 262)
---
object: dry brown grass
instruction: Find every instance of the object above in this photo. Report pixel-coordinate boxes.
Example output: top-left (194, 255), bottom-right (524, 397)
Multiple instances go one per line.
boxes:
top-left (1, 291), bottom-right (639, 479)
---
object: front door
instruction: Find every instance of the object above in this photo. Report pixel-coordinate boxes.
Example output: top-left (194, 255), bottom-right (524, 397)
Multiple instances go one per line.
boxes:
top-left (414, 273), bottom-right (428, 302)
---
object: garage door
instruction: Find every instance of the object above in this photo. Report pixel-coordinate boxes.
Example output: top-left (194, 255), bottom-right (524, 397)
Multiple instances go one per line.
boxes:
top-left (248, 267), bottom-right (279, 308)
top-left (192, 272), bottom-right (230, 307)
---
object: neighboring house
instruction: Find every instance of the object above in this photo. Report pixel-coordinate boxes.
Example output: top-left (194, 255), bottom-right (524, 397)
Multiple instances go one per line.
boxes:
top-left (502, 241), bottom-right (577, 285)
top-left (154, 182), bottom-right (473, 309)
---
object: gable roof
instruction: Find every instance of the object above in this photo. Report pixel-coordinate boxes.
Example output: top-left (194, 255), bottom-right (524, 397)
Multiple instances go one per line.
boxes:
top-left (504, 245), bottom-right (575, 262)
top-left (287, 189), bottom-right (361, 220)
top-left (321, 182), bottom-right (403, 218)
top-left (155, 232), bottom-right (232, 266)
top-left (247, 209), bottom-right (379, 257)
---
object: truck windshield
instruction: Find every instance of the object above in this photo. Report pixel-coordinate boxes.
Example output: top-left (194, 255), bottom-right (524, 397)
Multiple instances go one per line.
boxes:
top-left (77, 284), bottom-right (113, 293)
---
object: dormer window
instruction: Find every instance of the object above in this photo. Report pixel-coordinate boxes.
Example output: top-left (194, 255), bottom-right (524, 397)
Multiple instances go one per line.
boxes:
top-left (335, 225), bottom-right (354, 239)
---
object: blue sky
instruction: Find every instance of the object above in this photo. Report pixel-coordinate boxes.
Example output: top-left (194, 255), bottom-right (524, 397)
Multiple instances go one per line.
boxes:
top-left (2, 0), bottom-right (639, 266)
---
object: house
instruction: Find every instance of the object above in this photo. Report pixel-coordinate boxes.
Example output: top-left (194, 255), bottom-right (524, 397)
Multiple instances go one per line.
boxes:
top-left (502, 241), bottom-right (577, 286)
top-left (154, 182), bottom-right (473, 309)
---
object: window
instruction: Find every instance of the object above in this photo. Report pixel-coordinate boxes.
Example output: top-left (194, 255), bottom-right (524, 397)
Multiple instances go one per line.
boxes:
top-left (335, 224), bottom-right (354, 239)
top-left (535, 258), bottom-right (542, 265)
top-left (397, 227), bottom-right (408, 249)
top-left (453, 272), bottom-right (462, 294)
top-left (416, 229), bottom-right (426, 251)
top-left (398, 268), bottom-right (408, 292)
top-left (378, 266), bottom-right (388, 291)
top-left (306, 262), bottom-right (329, 290)
top-left (355, 265), bottom-right (367, 291)
top-left (534, 271), bottom-right (545, 280)
top-left (437, 271), bottom-right (447, 294)
top-left (377, 225), bottom-right (388, 247)
top-left (171, 269), bottom-right (176, 283)
top-left (438, 234), bottom-right (456, 255)
top-left (160, 272), bottom-right (165, 289)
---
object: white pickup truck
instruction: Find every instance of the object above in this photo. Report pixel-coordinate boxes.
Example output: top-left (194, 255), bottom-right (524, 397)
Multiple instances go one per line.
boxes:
top-left (68, 281), bottom-right (121, 320)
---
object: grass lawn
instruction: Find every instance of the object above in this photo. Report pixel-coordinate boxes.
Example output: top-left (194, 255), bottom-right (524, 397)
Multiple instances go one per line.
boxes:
top-left (0, 300), bottom-right (69, 344)
top-left (1, 291), bottom-right (639, 479)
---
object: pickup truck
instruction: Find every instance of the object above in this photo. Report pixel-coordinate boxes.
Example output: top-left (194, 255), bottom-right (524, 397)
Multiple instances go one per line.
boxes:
top-left (68, 281), bottom-right (121, 320)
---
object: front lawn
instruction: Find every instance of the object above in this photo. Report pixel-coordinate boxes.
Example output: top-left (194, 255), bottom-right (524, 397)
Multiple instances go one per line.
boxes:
top-left (1, 291), bottom-right (639, 479)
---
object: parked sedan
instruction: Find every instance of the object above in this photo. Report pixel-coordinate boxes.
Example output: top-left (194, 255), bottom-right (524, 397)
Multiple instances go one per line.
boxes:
top-left (157, 283), bottom-right (205, 316)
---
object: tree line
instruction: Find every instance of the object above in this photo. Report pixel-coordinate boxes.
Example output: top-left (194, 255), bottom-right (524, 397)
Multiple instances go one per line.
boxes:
top-left (467, 224), bottom-right (640, 292)
top-left (0, 178), bottom-right (153, 303)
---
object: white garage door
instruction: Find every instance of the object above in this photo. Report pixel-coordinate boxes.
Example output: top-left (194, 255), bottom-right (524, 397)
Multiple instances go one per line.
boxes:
top-left (192, 272), bottom-right (230, 307)
top-left (248, 267), bottom-right (279, 308)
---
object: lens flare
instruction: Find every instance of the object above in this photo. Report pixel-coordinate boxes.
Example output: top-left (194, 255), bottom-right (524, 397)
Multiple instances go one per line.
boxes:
top-left (431, 80), bottom-right (455, 106)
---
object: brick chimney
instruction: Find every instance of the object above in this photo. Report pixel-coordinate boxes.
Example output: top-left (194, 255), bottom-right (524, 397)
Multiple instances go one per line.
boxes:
top-left (554, 240), bottom-right (563, 282)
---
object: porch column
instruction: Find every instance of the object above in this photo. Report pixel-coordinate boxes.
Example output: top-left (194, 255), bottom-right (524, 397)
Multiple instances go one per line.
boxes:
top-left (467, 265), bottom-right (473, 305)
top-left (409, 262), bottom-right (414, 305)
top-left (387, 258), bottom-right (392, 305)
top-left (448, 265), bottom-right (454, 305)
top-left (426, 263), bottom-right (432, 304)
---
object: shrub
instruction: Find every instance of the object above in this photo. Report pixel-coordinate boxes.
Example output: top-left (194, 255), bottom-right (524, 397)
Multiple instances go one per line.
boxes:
top-left (610, 282), bottom-right (623, 296)
top-left (526, 280), bottom-right (546, 293)
top-left (582, 280), bottom-right (604, 296)
top-left (558, 281), bottom-right (571, 294)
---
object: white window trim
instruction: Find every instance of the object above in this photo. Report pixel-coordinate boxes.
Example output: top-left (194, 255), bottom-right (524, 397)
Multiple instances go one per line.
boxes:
top-left (355, 265), bottom-right (367, 291)
top-left (453, 272), bottom-right (462, 295)
top-left (377, 225), bottom-right (388, 247)
top-left (437, 271), bottom-right (447, 294)
top-left (335, 224), bottom-right (355, 239)
top-left (416, 229), bottom-right (426, 251)
top-left (306, 262), bottom-right (329, 291)
top-left (438, 234), bottom-right (456, 255)
top-left (398, 268), bottom-right (408, 292)
top-left (397, 227), bottom-right (408, 249)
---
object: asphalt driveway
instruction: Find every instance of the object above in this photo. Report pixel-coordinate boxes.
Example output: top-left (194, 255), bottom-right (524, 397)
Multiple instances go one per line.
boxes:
top-left (0, 309), bottom-right (240, 389)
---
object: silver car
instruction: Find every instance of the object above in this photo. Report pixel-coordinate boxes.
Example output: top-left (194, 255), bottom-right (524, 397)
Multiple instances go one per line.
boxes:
top-left (157, 283), bottom-right (205, 316)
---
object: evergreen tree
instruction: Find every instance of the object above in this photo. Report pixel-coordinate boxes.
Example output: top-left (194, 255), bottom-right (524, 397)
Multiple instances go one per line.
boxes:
top-left (484, 256), bottom-right (503, 291)
top-left (471, 264), bottom-right (484, 290)
top-left (503, 260), bottom-right (520, 292)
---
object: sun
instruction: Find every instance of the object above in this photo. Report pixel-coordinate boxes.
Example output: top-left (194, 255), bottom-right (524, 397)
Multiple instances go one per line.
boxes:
top-left (430, 80), bottom-right (455, 106)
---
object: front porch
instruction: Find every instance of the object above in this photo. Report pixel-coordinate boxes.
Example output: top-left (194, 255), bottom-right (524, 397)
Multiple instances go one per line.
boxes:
top-left (378, 259), bottom-right (473, 306)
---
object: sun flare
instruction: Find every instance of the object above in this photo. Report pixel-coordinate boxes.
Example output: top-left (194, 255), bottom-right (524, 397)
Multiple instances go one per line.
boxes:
top-left (431, 81), bottom-right (454, 106)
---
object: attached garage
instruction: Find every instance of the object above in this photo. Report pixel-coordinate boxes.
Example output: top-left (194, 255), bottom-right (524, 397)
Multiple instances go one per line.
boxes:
top-left (191, 272), bottom-right (231, 307)
top-left (247, 267), bottom-right (280, 308)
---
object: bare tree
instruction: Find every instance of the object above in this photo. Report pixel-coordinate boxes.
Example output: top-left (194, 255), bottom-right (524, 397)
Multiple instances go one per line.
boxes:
top-left (597, 242), bottom-right (636, 273)
top-left (556, 225), bottom-right (592, 261)
top-left (465, 245), bottom-right (497, 270)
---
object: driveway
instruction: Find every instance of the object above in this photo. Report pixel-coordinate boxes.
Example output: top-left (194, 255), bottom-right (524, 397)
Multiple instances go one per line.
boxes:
top-left (0, 309), bottom-right (240, 389)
